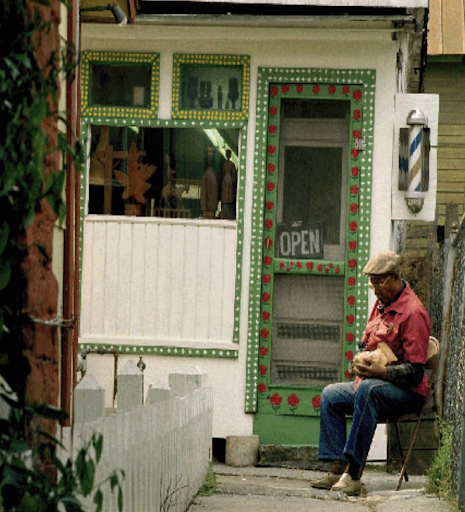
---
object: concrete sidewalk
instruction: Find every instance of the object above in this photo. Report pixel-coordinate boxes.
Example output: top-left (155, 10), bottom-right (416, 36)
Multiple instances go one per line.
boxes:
top-left (188, 463), bottom-right (456, 512)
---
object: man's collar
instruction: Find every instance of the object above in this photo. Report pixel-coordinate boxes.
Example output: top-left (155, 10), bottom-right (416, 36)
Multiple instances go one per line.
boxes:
top-left (378, 280), bottom-right (407, 313)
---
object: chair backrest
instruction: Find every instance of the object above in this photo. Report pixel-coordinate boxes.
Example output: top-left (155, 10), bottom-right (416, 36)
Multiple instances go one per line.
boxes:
top-left (426, 336), bottom-right (440, 371)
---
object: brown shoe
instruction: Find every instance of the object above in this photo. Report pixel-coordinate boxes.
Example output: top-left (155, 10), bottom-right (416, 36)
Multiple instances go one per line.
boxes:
top-left (310, 472), bottom-right (342, 490)
top-left (331, 473), bottom-right (362, 496)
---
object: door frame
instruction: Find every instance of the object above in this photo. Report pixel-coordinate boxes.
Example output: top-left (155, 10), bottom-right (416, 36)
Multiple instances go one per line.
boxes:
top-left (246, 67), bottom-right (376, 442)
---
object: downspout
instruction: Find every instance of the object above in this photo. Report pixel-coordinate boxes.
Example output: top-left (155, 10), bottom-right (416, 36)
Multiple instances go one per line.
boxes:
top-left (78, 347), bottom-right (119, 407)
top-left (61, 0), bottom-right (79, 426)
top-left (73, 0), bottom-right (82, 403)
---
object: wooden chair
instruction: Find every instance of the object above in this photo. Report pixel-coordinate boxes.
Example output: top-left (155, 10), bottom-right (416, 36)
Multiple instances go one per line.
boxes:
top-left (389, 336), bottom-right (440, 490)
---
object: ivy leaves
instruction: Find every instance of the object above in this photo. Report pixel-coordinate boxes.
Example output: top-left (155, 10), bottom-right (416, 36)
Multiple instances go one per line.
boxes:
top-left (0, 394), bottom-right (125, 512)
top-left (0, 2), bottom-right (119, 512)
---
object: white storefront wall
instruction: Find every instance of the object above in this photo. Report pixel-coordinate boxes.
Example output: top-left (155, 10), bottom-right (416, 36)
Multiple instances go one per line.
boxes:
top-left (81, 21), bottom-right (401, 438)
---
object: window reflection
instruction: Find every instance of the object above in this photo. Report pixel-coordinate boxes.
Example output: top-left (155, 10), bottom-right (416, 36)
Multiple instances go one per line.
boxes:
top-left (88, 126), bottom-right (240, 219)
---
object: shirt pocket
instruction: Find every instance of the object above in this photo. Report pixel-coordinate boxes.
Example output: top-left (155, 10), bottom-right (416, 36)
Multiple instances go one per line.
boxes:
top-left (376, 319), bottom-right (399, 346)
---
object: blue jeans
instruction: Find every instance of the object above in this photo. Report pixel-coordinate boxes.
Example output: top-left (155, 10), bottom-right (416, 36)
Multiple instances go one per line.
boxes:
top-left (318, 379), bottom-right (424, 468)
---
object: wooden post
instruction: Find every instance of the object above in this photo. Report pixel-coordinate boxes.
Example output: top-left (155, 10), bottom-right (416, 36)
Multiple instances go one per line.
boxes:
top-left (445, 203), bottom-right (459, 240)
top-left (117, 360), bottom-right (143, 410)
top-left (93, 145), bottom-right (127, 214)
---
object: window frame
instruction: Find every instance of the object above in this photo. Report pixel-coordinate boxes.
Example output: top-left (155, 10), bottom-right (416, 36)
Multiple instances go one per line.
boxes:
top-left (172, 53), bottom-right (250, 121)
top-left (81, 51), bottom-right (160, 119)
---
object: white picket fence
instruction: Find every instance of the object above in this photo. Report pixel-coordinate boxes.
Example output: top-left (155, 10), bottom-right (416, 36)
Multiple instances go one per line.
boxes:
top-left (59, 366), bottom-right (213, 512)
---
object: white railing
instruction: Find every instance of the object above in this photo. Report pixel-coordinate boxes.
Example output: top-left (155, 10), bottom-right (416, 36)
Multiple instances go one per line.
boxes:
top-left (59, 365), bottom-right (212, 512)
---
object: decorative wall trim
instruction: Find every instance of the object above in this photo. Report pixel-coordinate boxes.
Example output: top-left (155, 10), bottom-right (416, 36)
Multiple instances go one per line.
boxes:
top-left (172, 54), bottom-right (250, 121)
top-left (78, 342), bottom-right (238, 358)
top-left (246, 67), bottom-right (375, 413)
top-left (81, 51), bottom-right (160, 118)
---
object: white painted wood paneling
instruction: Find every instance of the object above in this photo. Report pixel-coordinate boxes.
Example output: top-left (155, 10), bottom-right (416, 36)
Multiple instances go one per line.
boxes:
top-left (195, 226), bottom-right (213, 340)
top-left (143, 223), bottom-right (159, 337)
top-left (80, 221), bottom-right (93, 336)
top-left (222, 229), bottom-right (237, 340)
top-left (130, 223), bottom-right (146, 336)
top-left (169, 224), bottom-right (185, 340)
top-left (104, 221), bottom-right (119, 335)
top-left (80, 217), bottom-right (237, 346)
top-left (116, 222), bottom-right (133, 335)
top-left (91, 221), bottom-right (106, 335)
top-left (182, 227), bottom-right (199, 339)
top-left (156, 223), bottom-right (172, 338)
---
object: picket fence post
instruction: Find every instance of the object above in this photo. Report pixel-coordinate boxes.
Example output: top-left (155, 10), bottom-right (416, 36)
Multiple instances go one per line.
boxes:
top-left (61, 366), bottom-right (211, 512)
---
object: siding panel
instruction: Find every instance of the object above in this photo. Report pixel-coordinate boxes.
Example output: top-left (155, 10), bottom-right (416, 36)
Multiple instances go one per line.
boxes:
top-left (182, 226), bottom-right (198, 340)
top-left (90, 221), bottom-right (106, 335)
top-left (80, 218), bottom-right (238, 346)
top-left (130, 223), bottom-right (146, 336)
top-left (143, 223), bottom-right (159, 337)
top-left (116, 222), bottom-right (133, 335)
top-left (104, 221), bottom-right (119, 335)
top-left (425, 62), bottom-right (465, 222)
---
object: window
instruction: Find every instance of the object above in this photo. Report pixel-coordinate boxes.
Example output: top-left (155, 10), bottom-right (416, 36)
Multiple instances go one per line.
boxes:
top-left (81, 52), bottom-right (160, 118)
top-left (87, 125), bottom-right (240, 220)
top-left (172, 54), bottom-right (250, 121)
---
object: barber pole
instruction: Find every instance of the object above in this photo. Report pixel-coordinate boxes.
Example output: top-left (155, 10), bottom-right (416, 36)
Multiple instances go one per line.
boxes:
top-left (408, 124), bottom-right (422, 193)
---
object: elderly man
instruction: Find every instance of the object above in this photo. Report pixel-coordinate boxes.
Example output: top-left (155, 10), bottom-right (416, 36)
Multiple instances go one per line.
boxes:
top-left (310, 251), bottom-right (430, 496)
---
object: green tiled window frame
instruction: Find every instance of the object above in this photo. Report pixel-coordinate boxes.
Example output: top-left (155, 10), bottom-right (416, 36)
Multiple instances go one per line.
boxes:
top-left (81, 51), bottom-right (160, 119)
top-left (172, 53), bottom-right (250, 121)
top-left (245, 68), bottom-right (375, 413)
top-left (78, 117), bottom-right (248, 358)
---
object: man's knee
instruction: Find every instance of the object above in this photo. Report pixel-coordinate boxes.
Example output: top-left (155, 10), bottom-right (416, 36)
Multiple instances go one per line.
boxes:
top-left (321, 382), bottom-right (349, 405)
top-left (357, 379), bottom-right (387, 394)
top-left (355, 379), bottom-right (387, 402)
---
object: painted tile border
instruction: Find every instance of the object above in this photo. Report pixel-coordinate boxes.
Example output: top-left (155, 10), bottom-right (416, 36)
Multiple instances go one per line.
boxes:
top-left (81, 51), bottom-right (160, 119)
top-left (78, 343), bottom-right (238, 358)
top-left (78, 117), bottom-right (248, 354)
top-left (245, 67), bottom-right (375, 413)
top-left (172, 54), bottom-right (250, 121)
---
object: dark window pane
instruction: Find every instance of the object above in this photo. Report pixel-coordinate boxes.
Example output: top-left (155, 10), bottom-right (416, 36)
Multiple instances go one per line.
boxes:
top-left (88, 126), bottom-right (240, 219)
top-left (91, 64), bottom-right (152, 108)
top-left (282, 146), bottom-right (343, 245)
top-left (282, 99), bottom-right (348, 119)
top-left (181, 65), bottom-right (243, 111)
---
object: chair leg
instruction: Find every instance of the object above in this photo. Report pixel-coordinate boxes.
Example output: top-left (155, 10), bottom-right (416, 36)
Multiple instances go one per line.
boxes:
top-left (395, 413), bottom-right (424, 491)
top-left (393, 421), bottom-right (408, 484)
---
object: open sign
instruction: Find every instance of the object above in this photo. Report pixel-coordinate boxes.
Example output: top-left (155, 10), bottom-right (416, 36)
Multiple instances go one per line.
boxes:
top-left (275, 223), bottom-right (324, 259)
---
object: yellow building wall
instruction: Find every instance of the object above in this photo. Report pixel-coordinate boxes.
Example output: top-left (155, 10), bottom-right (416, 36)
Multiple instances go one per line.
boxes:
top-left (424, 61), bottom-right (465, 224)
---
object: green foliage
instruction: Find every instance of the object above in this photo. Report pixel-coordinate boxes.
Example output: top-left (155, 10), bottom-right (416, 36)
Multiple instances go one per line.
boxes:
top-left (198, 464), bottom-right (218, 496)
top-left (160, 474), bottom-right (188, 512)
top-left (0, 391), bottom-right (125, 512)
top-left (0, 0), bottom-right (84, 398)
top-left (426, 418), bottom-right (455, 502)
top-left (0, 2), bottom-right (118, 511)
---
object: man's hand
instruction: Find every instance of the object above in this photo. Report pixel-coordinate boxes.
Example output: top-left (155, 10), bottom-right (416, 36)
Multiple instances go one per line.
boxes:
top-left (352, 358), bottom-right (388, 380)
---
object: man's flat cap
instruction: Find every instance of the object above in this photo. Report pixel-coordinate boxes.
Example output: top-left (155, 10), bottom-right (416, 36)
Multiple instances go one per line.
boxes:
top-left (363, 251), bottom-right (401, 276)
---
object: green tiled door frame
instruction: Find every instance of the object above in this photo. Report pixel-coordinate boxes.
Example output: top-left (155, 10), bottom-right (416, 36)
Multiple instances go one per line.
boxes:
top-left (246, 68), bottom-right (375, 437)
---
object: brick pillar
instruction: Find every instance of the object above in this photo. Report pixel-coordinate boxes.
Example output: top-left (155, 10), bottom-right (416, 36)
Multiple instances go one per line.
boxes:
top-left (21, 0), bottom-right (62, 444)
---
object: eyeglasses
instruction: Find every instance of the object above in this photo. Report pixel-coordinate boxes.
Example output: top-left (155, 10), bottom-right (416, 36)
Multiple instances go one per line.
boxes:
top-left (367, 275), bottom-right (391, 290)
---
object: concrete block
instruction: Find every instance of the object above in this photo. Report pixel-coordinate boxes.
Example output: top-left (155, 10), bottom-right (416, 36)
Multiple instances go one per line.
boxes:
top-left (117, 360), bottom-right (143, 411)
top-left (74, 374), bottom-right (105, 423)
top-left (225, 435), bottom-right (259, 467)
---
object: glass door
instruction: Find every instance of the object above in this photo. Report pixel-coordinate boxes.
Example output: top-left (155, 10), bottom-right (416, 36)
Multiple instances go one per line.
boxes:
top-left (254, 90), bottom-right (360, 445)
top-left (271, 106), bottom-right (349, 389)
